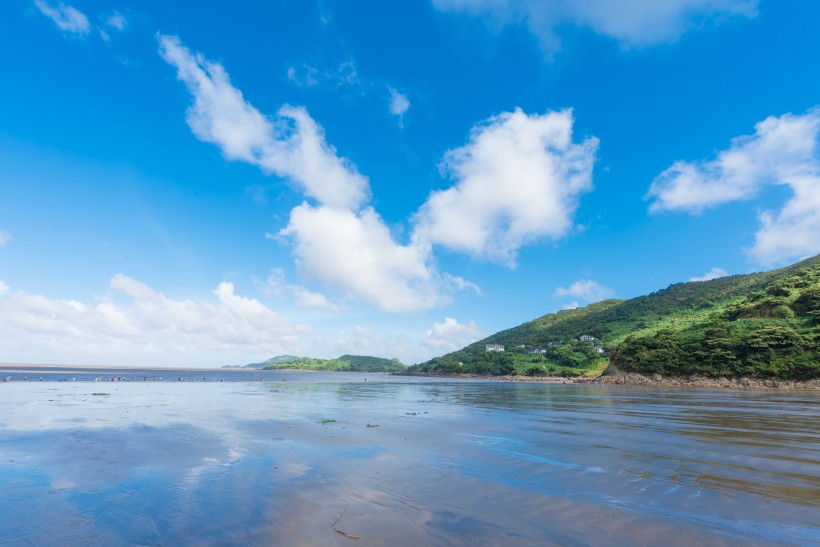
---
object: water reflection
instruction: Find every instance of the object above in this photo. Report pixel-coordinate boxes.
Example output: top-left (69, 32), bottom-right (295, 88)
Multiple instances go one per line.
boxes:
top-left (0, 373), bottom-right (817, 545)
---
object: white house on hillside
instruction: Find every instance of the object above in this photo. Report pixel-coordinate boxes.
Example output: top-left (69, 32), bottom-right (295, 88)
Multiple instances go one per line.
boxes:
top-left (579, 335), bottom-right (595, 342)
top-left (486, 344), bottom-right (505, 352)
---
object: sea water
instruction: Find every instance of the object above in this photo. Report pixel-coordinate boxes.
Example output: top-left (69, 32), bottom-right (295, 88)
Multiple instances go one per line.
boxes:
top-left (0, 370), bottom-right (817, 545)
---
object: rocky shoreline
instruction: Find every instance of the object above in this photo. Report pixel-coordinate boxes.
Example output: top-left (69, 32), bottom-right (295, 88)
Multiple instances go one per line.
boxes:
top-left (596, 372), bottom-right (820, 390)
top-left (396, 371), bottom-right (820, 389)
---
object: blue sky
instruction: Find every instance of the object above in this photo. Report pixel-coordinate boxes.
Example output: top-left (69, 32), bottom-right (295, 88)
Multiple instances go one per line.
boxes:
top-left (1, 0), bottom-right (819, 367)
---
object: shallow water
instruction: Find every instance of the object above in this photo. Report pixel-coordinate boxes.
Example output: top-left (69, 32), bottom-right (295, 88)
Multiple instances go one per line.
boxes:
top-left (0, 370), bottom-right (818, 546)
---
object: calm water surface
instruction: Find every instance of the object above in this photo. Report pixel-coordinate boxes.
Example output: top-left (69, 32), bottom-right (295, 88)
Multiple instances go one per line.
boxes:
top-left (0, 369), bottom-right (817, 546)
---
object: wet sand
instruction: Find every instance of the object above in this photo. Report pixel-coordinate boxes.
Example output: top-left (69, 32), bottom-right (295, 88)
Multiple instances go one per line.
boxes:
top-left (0, 372), bottom-right (818, 545)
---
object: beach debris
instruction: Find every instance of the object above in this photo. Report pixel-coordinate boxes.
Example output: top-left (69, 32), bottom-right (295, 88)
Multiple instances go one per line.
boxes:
top-left (320, 419), bottom-right (336, 424)
top-left (92, 393), bottom-right (110, 396)
top-left (331, 501), bottom-right (359, 541)
top-left (366, 424), bottom-right (379, 428)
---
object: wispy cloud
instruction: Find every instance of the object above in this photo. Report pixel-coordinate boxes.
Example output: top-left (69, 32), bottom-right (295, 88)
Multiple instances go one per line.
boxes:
top-left (647, 107), bottom-right (820, 264)
top-left (288, 285), bottom-right (341, 312)
top-left (158, 34), bottom-right (370, 211)
top-left (34, 0), bottom-right (90, 36)
top-left (432, 0), bottom-right (757, 56)
top-left (690, 267), bottom-right (728, 282)
top-left (105, 11), bottom-right (127, 31)
top-left (389, 87), bottom-right (410, 126)
top-left (0, 230), bottom-right (11, 248)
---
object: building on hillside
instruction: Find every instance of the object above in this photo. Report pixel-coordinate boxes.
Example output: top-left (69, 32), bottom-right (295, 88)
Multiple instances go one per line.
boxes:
top-left (528, 347), bottom-right (547, 355)
top-left (579, 335), bottom-right (595, 342)
top-left (485, 344), bottom-right (505, 352)
top-left (594, 345), bottom-right (605, 354)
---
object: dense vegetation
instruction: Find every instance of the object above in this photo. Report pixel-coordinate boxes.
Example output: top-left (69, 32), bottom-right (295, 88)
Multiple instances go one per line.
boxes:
top-left (262, 354), bottom-right (406, 372)
top-left (408, 255), bottom-right (820, 379)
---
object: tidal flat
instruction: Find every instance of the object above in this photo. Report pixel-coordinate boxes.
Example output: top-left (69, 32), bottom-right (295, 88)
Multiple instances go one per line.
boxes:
top-left (0, 369), bottom-right (818, 546)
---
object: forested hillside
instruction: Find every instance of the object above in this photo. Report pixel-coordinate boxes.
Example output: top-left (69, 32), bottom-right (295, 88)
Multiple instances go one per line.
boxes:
top-left (408, 255), bottom-right (820, 379)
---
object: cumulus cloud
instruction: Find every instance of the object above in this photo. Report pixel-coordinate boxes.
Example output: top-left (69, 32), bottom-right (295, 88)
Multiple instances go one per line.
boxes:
top-left (554, 279), bottom-right (614, 303)
top-left (432, 0), bottom-right (757, 55)
top-left (423, 317), bottom-right (485, 352)
top-left (161, 36), bottom-right (598, 312)
top-left (158, 35), bottom-right (369, 211)
top-left (0, 230), bottom-right (10, 247)
top-left (690, 267), bottom-right (728, 282)
top-left (414, 108), bottom-right (598, 266)
top-left (280, 204), bottom-right (440, 313)
top-left (0, 275), bottom-right (310, 366)
top-left (34, 0), bottom-right (90, 36)
top-left (647, 108), bottom-right (820, 264)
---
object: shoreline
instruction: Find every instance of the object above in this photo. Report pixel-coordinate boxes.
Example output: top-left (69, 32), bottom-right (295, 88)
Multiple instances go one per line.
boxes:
top-left (396, 371), bottom-right (820, 389)
top-left (596, 372), bottom-right (820, 390)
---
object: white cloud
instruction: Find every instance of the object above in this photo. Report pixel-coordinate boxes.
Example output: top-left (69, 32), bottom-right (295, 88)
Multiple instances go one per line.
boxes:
top-left (432, 0), bottom-right (756, 55)
top-left (0, 275), bottom-right (310, 367)
top-left (286, 58), bottom-right (360, 89)
top-left (389, 87), bottom-right (410, 126)
top-left (34, 0), bottom-right (90, 36)
top-left (280, 203), bottom-right (441, 313)
top-left (251, 268), bottom-right (286, 298)
top-left (647, 108), bottom-right (820, 264)
top-left (554, 279), bottom-right (614, 303)
top-left (413, 108), bottom-right (598, 266)
top-left (158, 35), bottom-right (369, 211)
top-left (160, 36), bottom-right (598, 313)
top-left (287, 64), bottom-right (320, 87)
top-left (562, 301), bottom-right (580, 310)
top-left (443, 273), bottom-right (482, 295)
top-left (0, 230), bottom-right (10, 247)
top-left (105, 11), bottom-right (127, 31)
top-left (423, 317), bottom-right (485, 352)
top-left (690, 267), bottom-right (728, 282)
top-left (288, 285), bottom-right (341, 312)
top-left (750, 175), bottom-right (820, 264)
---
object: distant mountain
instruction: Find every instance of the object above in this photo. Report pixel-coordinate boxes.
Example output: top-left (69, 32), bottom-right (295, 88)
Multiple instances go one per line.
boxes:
top-left (222, 355), bottom-right (302, 369)
top-left (262, 354), bottom-right (406, 372)
top-left (408, 254), bottom-right (820, 380)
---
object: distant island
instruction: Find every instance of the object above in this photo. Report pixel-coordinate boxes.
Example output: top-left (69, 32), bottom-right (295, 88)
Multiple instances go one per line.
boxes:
top-left (224, 354), bottom-right (406, 372)
top-left (407, 254), bottom-right (820, 383)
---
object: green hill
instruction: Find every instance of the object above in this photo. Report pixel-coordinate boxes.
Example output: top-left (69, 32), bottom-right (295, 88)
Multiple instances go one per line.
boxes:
top-left (222, 355), bottom-right (302, 369)
top-left (408, 254), bottom-right (820, 380)
top-left (262, 354), bottom-right (406, 372)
